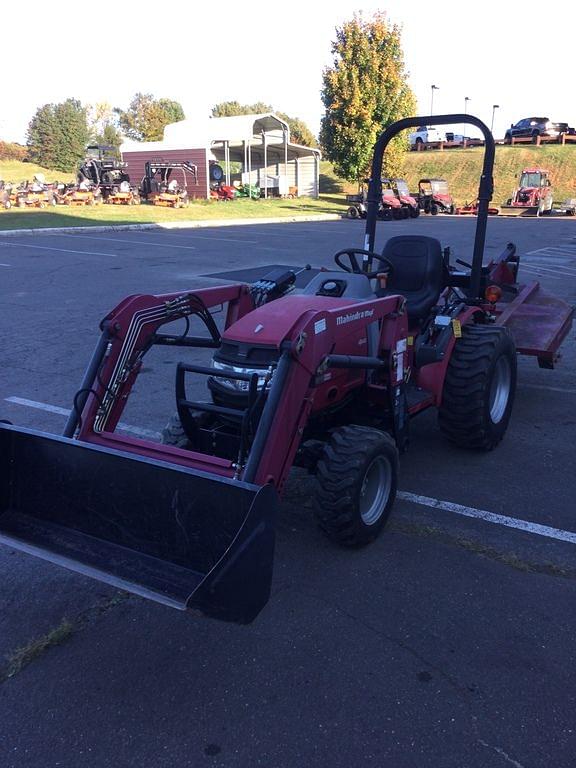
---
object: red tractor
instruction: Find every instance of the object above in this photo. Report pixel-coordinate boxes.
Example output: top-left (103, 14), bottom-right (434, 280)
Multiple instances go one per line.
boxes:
top-left (0, 115), bottom-right (573, 624)
top-left (501, 168), bottom-right (553, 216)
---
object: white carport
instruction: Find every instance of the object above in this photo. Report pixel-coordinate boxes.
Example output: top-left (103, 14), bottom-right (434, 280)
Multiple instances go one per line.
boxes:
top-left (163, 113), bottom-right (321, 198)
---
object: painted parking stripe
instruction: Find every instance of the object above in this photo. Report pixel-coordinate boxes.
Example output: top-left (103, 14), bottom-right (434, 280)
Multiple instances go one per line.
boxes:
top-left (523, 258), bottom-right (576, 270)
top-left (0, 263), bottom-right (11, 267)
top-left (521, 265), bottom-right (575, 280)
top-left (127, 230), bottom-right (258, 244)
top-left (5, 397), bottom-right (160, 440)
top-left (520, 382), bottom-right (576, 395)
top-left (518, 383), bottom-right (576, 395)
top-left (397, 491), bottom-right (576, 544)
top-left (0, 241), bottom-right (116, 258)
top-left (61, 234), bottom-right (197, 250)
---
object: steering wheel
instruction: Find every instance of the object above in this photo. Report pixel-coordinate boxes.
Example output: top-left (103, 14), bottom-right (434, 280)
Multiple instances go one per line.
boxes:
top-left (334, 248), bottom-right (394, 280)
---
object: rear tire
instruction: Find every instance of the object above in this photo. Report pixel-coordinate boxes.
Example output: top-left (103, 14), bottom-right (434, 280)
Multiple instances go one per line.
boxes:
top-left (430, 204), bottom-right (439, 215)
top-left (439, 325), bottom-right (517, 450)
top-left (313, 426), bottom-right (399, 547)
top-left (409, 205), bottom-right (420, 218)
top-left (347, 205), bottom-right (359, 219)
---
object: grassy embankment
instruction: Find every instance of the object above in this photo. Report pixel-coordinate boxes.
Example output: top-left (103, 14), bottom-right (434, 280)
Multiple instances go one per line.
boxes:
top-left (2, 145), bottom-right (576, 230)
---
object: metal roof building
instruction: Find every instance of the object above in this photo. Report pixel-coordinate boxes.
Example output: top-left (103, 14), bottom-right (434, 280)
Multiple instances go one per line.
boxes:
top-left (121, 113), bottom-right (321, 199)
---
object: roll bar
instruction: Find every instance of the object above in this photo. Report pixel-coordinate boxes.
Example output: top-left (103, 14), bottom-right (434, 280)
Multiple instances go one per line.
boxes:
top-left (364, 114), bottom-right (495, 299)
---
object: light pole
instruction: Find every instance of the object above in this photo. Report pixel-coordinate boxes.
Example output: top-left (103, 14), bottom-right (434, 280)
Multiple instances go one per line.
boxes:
top-left (463, 97), bottom-right (471, 142)
top-left (430, 84), bottom-right (439, 116)
top-left (491, 104), bottom-right (500, 135)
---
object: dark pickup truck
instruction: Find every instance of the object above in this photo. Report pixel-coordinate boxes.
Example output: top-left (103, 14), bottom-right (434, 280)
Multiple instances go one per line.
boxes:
top-left (504, 117), bottom-right (576, 143)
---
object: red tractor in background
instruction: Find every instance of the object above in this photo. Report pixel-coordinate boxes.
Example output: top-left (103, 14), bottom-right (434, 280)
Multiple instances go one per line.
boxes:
top-left (0, 114), bottom-right (573, 625)
top-left (501, 168), bottom-right (554, 216)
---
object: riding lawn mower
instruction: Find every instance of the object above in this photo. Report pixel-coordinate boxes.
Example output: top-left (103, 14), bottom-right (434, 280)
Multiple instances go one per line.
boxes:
top-left (0, 115), bottom-right (573, 624)
top-left (140, 161), bottom-right (198, 208)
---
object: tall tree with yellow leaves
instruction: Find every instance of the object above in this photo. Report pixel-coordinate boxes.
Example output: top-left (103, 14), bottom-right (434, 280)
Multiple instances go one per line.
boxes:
top-left (320, 12), bottom-right (416, 183)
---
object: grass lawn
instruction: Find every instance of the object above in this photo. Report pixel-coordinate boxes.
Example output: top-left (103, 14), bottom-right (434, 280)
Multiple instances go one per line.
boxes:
top-left (3, 145), bottom-right (576, 232)
top-left (0, 195), bottom-right (347, 231)
top-left (0, 159), bottom-right (74, 185)
top-left (321, 147), bottom-right (576, 206)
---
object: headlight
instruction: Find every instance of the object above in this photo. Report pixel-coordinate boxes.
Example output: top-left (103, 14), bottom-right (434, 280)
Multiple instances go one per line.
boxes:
top-left (211, 360), bottom-right (272, 391)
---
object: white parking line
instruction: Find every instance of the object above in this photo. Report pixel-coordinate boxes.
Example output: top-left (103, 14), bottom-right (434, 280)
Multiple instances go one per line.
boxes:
top-left (397, 491), bottom-right (576, 544)
top-left (522, 263), bottom-right (576, 277)
top-left (60, 234), bottom-right (197, 250)
top-left (5, 397), bottom-right (161, 440)
top-left (0, 263), bottom-right (11, 267)
top-left (520, 382), bottom-right (576, 395)
top-left (128, 230), bottom-right (258, 244)
top-left (527, 245), bottom-right (576, 257)
top-left (0, 241), bottom-right (115, 258)
top-left (521, 266), bottom-right (570, 280)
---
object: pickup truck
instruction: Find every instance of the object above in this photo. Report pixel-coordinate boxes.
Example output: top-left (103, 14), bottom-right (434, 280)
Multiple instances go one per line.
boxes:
top-left (409, 126), bottom-right (445, 147)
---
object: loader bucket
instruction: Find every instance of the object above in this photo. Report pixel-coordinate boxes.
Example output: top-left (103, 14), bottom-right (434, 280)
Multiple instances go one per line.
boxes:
top-left (0, 423), bottom-right (276, 624)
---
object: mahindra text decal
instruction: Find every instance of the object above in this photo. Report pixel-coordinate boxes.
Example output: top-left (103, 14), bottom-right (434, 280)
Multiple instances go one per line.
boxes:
top-left (336, 309), bottom-right (375, 326)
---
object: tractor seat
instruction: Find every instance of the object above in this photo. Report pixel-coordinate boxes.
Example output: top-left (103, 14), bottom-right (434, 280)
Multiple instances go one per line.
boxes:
top-left (300, 271), bottom-right (373, 300)
top-left (377, 236), bottom-right (445, 325)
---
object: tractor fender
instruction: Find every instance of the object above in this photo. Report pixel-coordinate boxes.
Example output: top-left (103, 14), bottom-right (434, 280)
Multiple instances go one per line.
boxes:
top-left (415, 307), bottom-right (485, 404)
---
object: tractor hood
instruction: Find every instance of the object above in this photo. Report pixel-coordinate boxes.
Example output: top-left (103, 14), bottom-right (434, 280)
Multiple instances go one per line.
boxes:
top-left (223, 293), bottom-right (360, 347)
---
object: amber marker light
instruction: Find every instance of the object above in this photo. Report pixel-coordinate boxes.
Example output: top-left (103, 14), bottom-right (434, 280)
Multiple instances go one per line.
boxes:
top-left (485, 285), bottom-right (502, 304)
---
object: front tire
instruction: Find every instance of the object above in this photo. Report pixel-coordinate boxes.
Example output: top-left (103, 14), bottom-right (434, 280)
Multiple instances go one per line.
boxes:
top-left (313, 426), bottom-right (399, 547)
top-left (439, 325), bottom-right (517, 450)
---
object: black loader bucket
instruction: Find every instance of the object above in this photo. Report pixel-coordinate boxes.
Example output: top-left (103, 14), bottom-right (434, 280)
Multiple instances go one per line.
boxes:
top-left (0, 423), bottom-right (276, 623)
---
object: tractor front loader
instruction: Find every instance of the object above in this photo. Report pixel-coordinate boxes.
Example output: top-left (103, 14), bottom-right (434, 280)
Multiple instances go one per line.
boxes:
top-left (1, 115), bottom-right (573, 624)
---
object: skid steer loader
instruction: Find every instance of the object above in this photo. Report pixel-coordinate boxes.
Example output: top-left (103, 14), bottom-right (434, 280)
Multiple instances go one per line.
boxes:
top-left (1, 115), bottom-right (573, 624)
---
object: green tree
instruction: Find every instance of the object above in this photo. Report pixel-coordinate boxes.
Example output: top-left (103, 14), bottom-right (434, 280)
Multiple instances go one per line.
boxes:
top-left (116, 93), bottom-right (185, 142)
top-left (27, 98), bottom-right (89, 172)
top-left (320, 12), bottom-right (416, 182)
top-left (54, 99), bottom-right (90, 171)
top-left (87, 102), bottom-right (123, 148)
top-left (27, 103), bottom-right (59, 168)
top-left (212, 101), bottom-right (272, 118)
top-left (211, 102), bottom-right (318, 147)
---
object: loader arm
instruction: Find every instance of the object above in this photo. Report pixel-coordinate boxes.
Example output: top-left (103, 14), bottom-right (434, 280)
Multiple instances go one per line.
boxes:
top-left (74, 284), bottom-right (253, 441)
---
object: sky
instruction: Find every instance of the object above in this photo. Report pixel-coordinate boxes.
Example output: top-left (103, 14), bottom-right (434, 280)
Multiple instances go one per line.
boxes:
top-left (1, 1), bottom-right (575, 145)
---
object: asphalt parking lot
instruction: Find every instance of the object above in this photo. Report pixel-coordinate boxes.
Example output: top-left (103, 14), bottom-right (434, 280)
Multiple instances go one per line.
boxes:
top-left (1, 216), bottom-right (575, 768)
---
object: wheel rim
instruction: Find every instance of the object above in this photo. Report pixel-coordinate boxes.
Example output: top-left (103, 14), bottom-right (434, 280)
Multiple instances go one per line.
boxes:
top-left (360, 456), bottom-right (392, 525)
top-left (489, 356), bottom-right (512, 423)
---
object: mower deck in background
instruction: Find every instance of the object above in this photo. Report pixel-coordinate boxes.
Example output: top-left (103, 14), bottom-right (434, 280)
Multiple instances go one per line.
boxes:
top-left (0, 114), bottom-right (573, 625)
top-left (456, 200), bottom-right (500, 216)
top-left (140, 160), bottom-right (198, 208)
